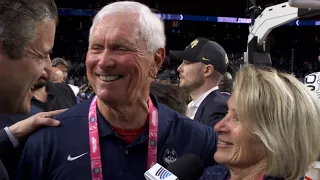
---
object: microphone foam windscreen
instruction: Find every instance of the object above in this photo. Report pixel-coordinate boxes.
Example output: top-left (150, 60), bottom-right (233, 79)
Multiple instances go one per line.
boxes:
top-left (167, 154), bottom-right (205, 180)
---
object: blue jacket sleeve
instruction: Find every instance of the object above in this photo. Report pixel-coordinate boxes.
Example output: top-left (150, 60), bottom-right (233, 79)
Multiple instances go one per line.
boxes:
top-left (0, 128), bottom-right (15, 163)
top-left (0, 158), bottom-right (9, 180)
top-left (0, 127), bottom-right (20, 179)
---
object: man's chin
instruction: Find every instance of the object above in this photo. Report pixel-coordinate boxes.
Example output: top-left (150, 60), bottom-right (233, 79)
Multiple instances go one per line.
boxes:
top-left (97, 92), bottom-right (127, 106)
top-left (179, 83), bottom-right (190, 92)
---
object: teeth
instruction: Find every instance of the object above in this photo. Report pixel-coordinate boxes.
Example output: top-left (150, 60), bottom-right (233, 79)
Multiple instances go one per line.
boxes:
top-left (218, 141), bottom-right (228, 145)
top-left (31, 84), bottom-right (35, 90)
top-left (99, 75), bottom-right (121, 82)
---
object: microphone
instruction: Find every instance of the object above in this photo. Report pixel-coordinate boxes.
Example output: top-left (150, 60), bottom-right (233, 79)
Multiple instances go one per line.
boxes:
top-left (144, 163), bottom-right (178, 180)
top-left (144, 154), bottom-right (205, 180)
top-left (167, 154), bottom-right (205, 180)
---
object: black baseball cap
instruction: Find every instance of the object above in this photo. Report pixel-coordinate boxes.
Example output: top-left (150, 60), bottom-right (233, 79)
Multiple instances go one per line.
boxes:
top-left (170, 37), bottom-right (229, 74)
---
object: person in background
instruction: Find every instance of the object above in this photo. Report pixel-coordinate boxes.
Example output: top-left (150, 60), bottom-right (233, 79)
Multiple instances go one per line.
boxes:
top-left (52, 57), bottom-right (80, 96)
top-left (16, 2), bottom-right (217, 179)
top-left (52, 57), bottom-right (69, 81)
top-left (150, 81), bottom-right (188, 115)
top-left (201, 65), bottom-right (320, 180)
top-left (0, 0), bottom-right (62, 179)
top-left (218, 72), bottom-right (233, 99)
top-left (156, 70), bottom-right (172, 84)
top-left (51, 67), bottom-right (65, 83)
top-left (32, 66), bottom-right (77, 112)
top-left (173, 37), bottom-right (228, 127)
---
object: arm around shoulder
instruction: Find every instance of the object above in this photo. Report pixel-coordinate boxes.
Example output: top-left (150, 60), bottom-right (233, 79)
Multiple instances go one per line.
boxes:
top-left (0, 128), bottom-right (14, 157)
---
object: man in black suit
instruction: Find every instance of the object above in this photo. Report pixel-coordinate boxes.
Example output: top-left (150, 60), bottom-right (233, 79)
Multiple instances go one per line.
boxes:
top-left (0, 0), bottom-right (60, 179)
top-left (172, 37), bottom-right (228, 127)
top-left (0, 106), bottom-right (41, 178)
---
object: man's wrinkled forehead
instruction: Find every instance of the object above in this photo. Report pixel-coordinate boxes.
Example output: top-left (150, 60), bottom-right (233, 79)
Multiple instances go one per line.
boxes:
top-left (90, 13), bottom-right (139, 42)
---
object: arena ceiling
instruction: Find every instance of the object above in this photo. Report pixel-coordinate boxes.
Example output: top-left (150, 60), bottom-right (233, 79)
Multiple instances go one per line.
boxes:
top-left (55, 0), bottom-right (320, 19)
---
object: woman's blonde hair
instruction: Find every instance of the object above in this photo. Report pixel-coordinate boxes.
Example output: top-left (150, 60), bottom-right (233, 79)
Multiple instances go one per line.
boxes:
top-left (233, 65), bottom-right (320, 180)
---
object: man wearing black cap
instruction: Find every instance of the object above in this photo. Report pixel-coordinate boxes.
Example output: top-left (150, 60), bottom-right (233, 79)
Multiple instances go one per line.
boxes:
top-left (172, 37), bottom-right (228, 127)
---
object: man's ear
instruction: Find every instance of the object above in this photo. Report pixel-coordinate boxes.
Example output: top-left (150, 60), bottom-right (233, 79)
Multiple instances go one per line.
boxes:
top-left (149, 47), bottom-right (165, 78)
top-left (204, 64), bottom-right (214, 78)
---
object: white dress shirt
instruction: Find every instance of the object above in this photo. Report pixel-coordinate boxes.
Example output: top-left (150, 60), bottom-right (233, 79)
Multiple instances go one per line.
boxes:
top-left (187, 86), bottom-right (219, 119)
top-left (68, 84), bottom-right (80, 96)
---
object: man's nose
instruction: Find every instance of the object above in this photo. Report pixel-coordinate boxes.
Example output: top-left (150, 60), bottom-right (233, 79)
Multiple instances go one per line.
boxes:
top-left (98, 49), bottom-right (116, 69)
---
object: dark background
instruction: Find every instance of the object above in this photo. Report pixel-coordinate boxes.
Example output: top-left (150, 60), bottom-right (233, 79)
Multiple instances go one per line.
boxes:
top-left (52, 0), bottom-right (320, 84)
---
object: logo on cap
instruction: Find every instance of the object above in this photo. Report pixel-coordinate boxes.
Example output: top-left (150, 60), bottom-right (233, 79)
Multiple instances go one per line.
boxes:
top-left (189, 39), bottom-right (199, 48)
top-left (225, 54), bottom-right (229, 65)
top-left (202, 57), bottom-right (210, 61)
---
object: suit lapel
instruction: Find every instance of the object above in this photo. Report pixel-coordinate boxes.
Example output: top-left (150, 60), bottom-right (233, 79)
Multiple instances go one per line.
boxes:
top-left (193, 90), bottom-right (219, 121)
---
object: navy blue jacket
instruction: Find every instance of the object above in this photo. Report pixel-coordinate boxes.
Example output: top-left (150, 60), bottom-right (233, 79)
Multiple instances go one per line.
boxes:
top-left (15, 94), bottom-right (217, 180)
top-left (0, 159), bottom-right (9, 180)
top-left (194, 90), bottom-right (228, 127)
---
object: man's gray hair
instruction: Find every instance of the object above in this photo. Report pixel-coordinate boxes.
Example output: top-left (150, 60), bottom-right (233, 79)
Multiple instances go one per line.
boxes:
top-left (89, 1), bottom-right (166, 53)
top-left (0, 0), bottom-right (58, 60)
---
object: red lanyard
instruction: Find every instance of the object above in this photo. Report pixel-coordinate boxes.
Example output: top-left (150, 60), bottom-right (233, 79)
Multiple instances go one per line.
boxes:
top-left (88, 96), bottom-right (158, 180)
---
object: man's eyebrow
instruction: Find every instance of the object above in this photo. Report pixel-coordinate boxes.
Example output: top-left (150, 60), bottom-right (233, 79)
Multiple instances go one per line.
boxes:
top-left (113, 39), bottom-right (135, 47)
top-left (90, 42), bottom-right (104, 47)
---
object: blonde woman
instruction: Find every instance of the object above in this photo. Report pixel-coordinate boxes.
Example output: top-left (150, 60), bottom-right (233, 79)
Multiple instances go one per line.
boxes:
top-left (201, 65), bottom-right (320, 180)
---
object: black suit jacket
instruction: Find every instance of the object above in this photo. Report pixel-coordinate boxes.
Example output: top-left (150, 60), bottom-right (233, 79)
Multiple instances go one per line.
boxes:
top-left (193, 90), bottom-right (228, 127)
top-left (0, 159), bottom-right (9, 180)
top-left (220, 92), bottom-right (231, 100)
top-left (31, 82), bottom-right (77, 112)
top-left (0, 106), bottom-right (41, 179)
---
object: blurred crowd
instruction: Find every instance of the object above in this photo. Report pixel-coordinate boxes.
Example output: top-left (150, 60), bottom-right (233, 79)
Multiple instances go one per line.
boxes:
top-left (52, 16), bottom-right (320, 85)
